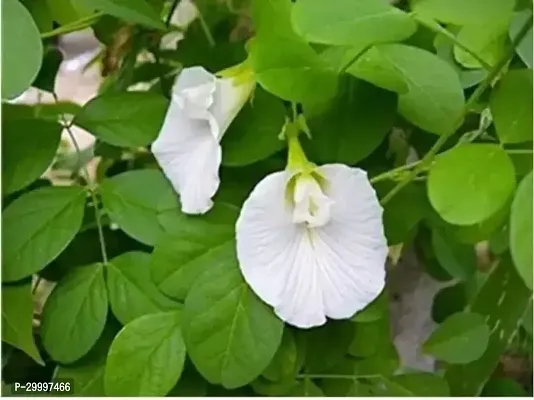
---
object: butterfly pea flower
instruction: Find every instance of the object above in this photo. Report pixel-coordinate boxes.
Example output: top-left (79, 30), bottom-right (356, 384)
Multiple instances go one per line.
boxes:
top-left (151, 64), bottom-right (255, 214)
top-left (236, 122), bottom-right (388, 329)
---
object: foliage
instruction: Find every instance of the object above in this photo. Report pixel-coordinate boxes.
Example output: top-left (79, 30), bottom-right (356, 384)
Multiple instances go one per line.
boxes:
top-left (1, 0), bottom-right (532, 397)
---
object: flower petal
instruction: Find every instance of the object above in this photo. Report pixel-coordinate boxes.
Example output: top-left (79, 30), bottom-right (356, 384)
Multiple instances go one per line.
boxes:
top-left (152, 97), bottom-right (221, 215)
top-left (236, 164), bottom-right (387, 328)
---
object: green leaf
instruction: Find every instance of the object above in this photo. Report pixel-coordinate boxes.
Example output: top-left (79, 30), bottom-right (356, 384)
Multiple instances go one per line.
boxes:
top-left (33, 46), bottom-right (64, 93)
top-left (428, 144), bottom-right (516, 226)
top-left (73, 92), bottom-right (169, 147)
top-left (78, 0), bottom-right (165, 29)
top-left (2, 0), bottom-right (43, 99)
top-left (183, 256), bottom-right (284, 388)
top-left (150, 203), bottom-right (237, 301)
top-left (431, 229), bottom-right (477, 280)
top-left (432, 284), bottom-right (468, 323)
top-left (483, 377), bottom-right (528, 396)
top-left (2, 282), bottom-right (44, 365)
top-left (262, 330), bottom-right (300, 382)
top-left (303, 77), bottom-right (397, 165)
top-left (167, 362), bottom-right (209, 397)
top-left (348, 44), bottom-right (465, 135)
top-left (289, 379), bottom-right (324, 396)
top-left (510, 11), bottom-right (533, 68)
top-left (411, 0), bottom-right (516, 25)
top-left (349, 313), bottom-right (395, 358)
top-left (445, 258), bottom-right (531, 395)
top-left (104, 311), bottom-right (186, 396)
top-left (370, 373), bottom-right (450, 396)
top-left (100, 169), bottom-right (182, 246)
top-left (423, 312), bottom-right (490, 364)
top-left (291, 0), bottom-right (416, 46)
top-left (221, 88), bottom-right (286, 166)
top-left (250, 0), bottom-right (338, 104)
top-left (106, 252), bottom-right (180, 325)
top-left (2, 186), bottom-right (86, 282)
top-left (510, 171), bottom-right (533, 289)
top-left (2, 116), bottom-right (62, 194)
top-left (490, 68), bottom-right (533, 144)
top-left (41, 264), bottom-right (108, 363)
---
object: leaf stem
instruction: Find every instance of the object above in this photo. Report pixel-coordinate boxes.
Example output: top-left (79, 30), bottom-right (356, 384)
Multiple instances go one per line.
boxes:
top-left (370, 160), bottom-right (422, 184)
top-left (297, 373), bottom-right (379, 380)
top-left (380, 14), bottom-right (533, 206)
top-left (40, 12), bottom-right (104, 39)
top-left (413, 15), bottom-right (493, 71)
top-left (198, 11), bottom-right (216, 47)
top-left (53, 94), bottom-right (109, 264)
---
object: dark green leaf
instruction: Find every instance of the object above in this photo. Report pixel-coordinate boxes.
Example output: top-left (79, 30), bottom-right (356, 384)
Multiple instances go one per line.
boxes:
top-left (78, 0), bottom-right (165, 29)
top-left (483, 377), bottom-right (528, 396)
top-left (262, 330), bottom-right (300, 382)
top-left (432, 284), bottom-right (468, 323)
top-left (431, 229), bottom-right (477, 280)
top-left (370, 373), bottom-right (450, 396)
top-left (289, 379), bottom-right (324, 396)
top-left (2, 186), bottom-right (86, 282)
top-left (41, 264), bottom-right (108, 363)
top-left (33, 46), bottom-right (63, 93)
top-left (509, 10), bottom-right (533, 68)
top-left (351, 289), bottom-right (388, 323)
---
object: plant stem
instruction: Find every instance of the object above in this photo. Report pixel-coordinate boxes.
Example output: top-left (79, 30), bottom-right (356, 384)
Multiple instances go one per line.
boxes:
top-left (40, 12), bottom-right (104, 39)
top-left (296, 373), bottom-right (379, 380)
top-left (370, 160), bottom-right (422, 184)
top-left (380, 14), bottom-right (533, 206)
top-left (414, 16), bottom-right (492, 71)
top-left (198, 12), bottom-right (216, 47)
top-left (53, 94), bottom-right (109, 264)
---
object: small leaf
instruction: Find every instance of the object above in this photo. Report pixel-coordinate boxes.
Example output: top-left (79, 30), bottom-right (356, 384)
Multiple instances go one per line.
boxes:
top-left (411, 0), bottom-right (516, 25)
top-left (150, 203), bottom-right (237, 301)
top-left (371, 373), bottom-right (450, 396)
top-left (183, 256), bottom-right (284, 388)
top-left (423, 312), bottom-right (490, 364)
top-left (2, 186), bottom-right (86, 282)
top-left (291, 0), bottom-right (416, 46)
top-left (100, 169), bottom-right (182, 246)
top-left (509, 11), bottom-right (533, 68)
top-left (262, 330), bottom-right (299, 382)
top-left (432, 284), bottom-right (468, 323)
top-left (41, 264), bottom-right (108, 363)
top-left (490, 68), bottom-right (533, 144)
top-left (351, 290), bottom-right (387, 323)
top-left (2, 282), bottom-right (44, 365)
top-left (78, 0), bottom-right (165, 29)
top-left (431, 229), bottom-right (477, 280)
top-left (106, 252), bottom-right (181, 325)
top-left (2, 115), bottom-right (62, 194)
top-left (104, 311), bottom-right (186, 396)
top-left (221, 88), bottom-right (286, 166)
top-left (348, 44), bottom-right (465, 135)
top-left (510, 171), bottom-right (533, 289)
top-left (73, 92), bottom-right (169, 147)
top-left (2, 0), bottom-right (43, 99)
top-left (289, 379), bottom-right (324, 396)
top-left (304, 76), bottom-right (397, 165)
top-left (427, 144), bottom-right (516, 226)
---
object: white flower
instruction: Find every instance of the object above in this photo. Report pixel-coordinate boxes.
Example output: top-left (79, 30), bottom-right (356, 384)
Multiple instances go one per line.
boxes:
top-left (236, 132), bottom-right (388, 329)
top-left (151, 66), bottom-right (255, 214)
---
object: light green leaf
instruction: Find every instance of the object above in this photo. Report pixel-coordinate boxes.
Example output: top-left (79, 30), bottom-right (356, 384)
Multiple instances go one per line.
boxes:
top-left (428, 144), bottom-right (516, 226)
top-left (221, 88), bottom-right (286, 166)
top-left (423, 312), bottom-right (490, 364)
top-left (150, 203), bottom-right (237, 301)
top-left (411, 0), bottom-right (516, 25)
top-left (510, 11), bottom-right (533, 68)
top-left (2, 186), bottom-right (86, 282)
top-left (348, 44), bottom-right (465, 135)
top-left (100, 169), bottom-right (182, 246)
top-left (78, 0), bottom-right (165, 29)
top-left (2, 0), bottom-right (43, 99)
top-left (250, 0), bottom-right (338, 104)
top-left (73, 92), bottom-right (169, 147)
top-left (510, 171), bottom-right (533, 289)
top-left (106, 252), bottom-right (180, 325)
top-left (371, 373), bottom-right (450, 396)
top-left (289, 379), bottom-right (324, 396)
top-left (490, 68), bottom-right (533, 144)
top-left (2, 282), bottom-right (43, 365)
top-left (2, 116), bottom-right (62, 194)
top-left (104, 311), bottom-right (186, 396)
top-left (349, 313), bottom-right (395, 358)
top-left (291, 0), bottom-right (416, 46)
top-left (183, 256), bottom-right (284, 388)
top-left (445, 258), bottom-right (531, 395)
top-left (41, 264), bottom-right (108, 363)
top-left (351, 289), bottom-right (387, 323)
top-left (303, 76), bottom-right (397, 165)
top-left (431, 229), bottom-right (477, 280)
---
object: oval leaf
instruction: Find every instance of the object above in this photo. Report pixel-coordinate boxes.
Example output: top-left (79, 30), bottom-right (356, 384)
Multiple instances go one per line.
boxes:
top-left (73, 92), bottom-right (169, 147)
top-left (2, 0), bottom-right (43, 99)
top-left (510, 171), bottom-right (533, 289)
top-left (104, 311), bottom-right (186, 396)
top-left (106, 252), bottom-right (180, 325)
top-left (2, 186), bottom-right (86, 282)
top-left (183, 257), bottom-right (284, 388)
top-left (428, 144), bottom-right (516, 226)
top-left (41, 264), bottom-right (108, 363)
top-left (411, 0), bottom-right (516, 25)
top-left (423, 311), bottom-right (490, 364)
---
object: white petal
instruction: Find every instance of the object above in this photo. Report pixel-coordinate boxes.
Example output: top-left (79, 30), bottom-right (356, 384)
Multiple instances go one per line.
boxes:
top-left (152, 96), bottom-right (221, 215)
top-left (236, 164), bottom-right (387, 328)
top-left (172, 66), bottom-right (214, 93)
